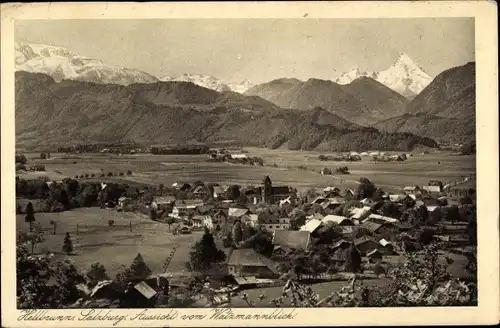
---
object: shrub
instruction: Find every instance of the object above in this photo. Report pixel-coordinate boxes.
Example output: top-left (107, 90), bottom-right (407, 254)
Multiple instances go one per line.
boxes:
top-left (108, 220), bottom-right (115, 227)
top-left (119, 172), bottom-right (124, 176)
top-left (373, 263), bottom-right (386, 275)
top-left (75, 175), bottom-right (79, 179)
top-left (90, 173), bottom-right (96, 178)
top-left (107, 172), bottom-right (113, 177)
top-left (62, 232), bottom-right (73, 254)
top-left (100, 173), bottom-right (105, 177)
top-left (84, 173), bottom-right (89, 178)
top-left (127, 170), bottom-right (132, 176)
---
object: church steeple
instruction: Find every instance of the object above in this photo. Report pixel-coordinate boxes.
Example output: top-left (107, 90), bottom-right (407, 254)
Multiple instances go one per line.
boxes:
top-left (262, 176), bottom-right (272, 204)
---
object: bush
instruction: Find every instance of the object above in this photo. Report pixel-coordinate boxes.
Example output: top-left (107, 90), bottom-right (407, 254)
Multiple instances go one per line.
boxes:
top-left (100, 173), bottom-right (105, 177)
top-left (119, 172), bottom-right (124, 176)
top-left (84, 173), bottom-right (89, 178)
top-left (373, 263), bottom-right (386, 275)
top-left (107, 172), bottom-right (113, 177)
top-left (75, 175), bottom-right (79, 179)
top-left (108, 220), bottom-right (115, 227)
top-left (127, 170), bottom-right (132, 176)
top-left (90, 173), bottom-right (96, 178)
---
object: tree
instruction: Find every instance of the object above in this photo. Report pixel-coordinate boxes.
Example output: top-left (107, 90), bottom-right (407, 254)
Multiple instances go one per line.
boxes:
top-left (25, 202), bottom-right (36, 232)
top-left (290, 213), bottom-right (307, 230)
top-left (226, 185), bottom-right (241, 201)
top-left (60, 189), bottom-right (70, 210)
top-left (40, 152), bottom-right (47, 160)
top-left (186, 231), bottom-right (226, 273)
top-left (149, 207), bottom-right (157, 221)
top-left (116, 253), bottom-right (152, 289)
top-left (17, 236), bottom-right (85, 309)
top-left (86, 262), bottom-right (110, 288)
top-left (418, 228), bottom-right (434, 246)
top-left (242, 223), bottom-right (257, 240)
top-left (232, 221), bottom-right (243, 245)
top-left (344, 246), bottom-right (362, 273)
top-left (357, 178), bottom-right (376, 199)
top-left (316, 222), bottom-right (343, 244)
top-left (49, 220), bottom-right (57, 235)
top-left (62, 232), bottom-right (74, 254)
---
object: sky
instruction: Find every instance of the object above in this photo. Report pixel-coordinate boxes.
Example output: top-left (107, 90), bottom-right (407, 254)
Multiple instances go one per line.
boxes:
top-left (15, 18), bottom-right (475, 84)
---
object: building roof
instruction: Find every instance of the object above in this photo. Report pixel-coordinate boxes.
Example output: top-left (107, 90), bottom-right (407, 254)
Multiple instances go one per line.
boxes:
top-left (271, 186), bottom-right (294, 195)
top-left (213, 186), bottom-right (224, 194)
top-left (300, 218), bottom-right (323, 233)
top-left (379, 238), bottom-right (392, 247)
top-left (324, 186), bottom-right (340, 193)
top-left (423, 185), bottom-right (442, 193)
top-left (367, 249), bottom-right (382, 257)
top-left (193, 185), bottom-right (206, 193)
top-left (332, 239), bottom-right (351, 249)
top-left (228, 208), bottom-right (249, 218)
top-left (361, 221), bottom-right (384, 233)
top-left (227, 249), bottom-right (278, 273)
top-left (349, 206), bottom-right (372, 220)
top-left (404, 185), bottom-right (419, 191)
top-left (272, 230), bottom-right (310, 251)
top-left (311, 196), bottom-right (327, 204)
top-left (133, 281), bottom-right (157, 299)
top-left (340, 226), bottom-right (354, 235)
top-left (365, 213), bottom-right (400, 224)
top-left (389, 194), bottom-right (407, 203)
top-left (354, 236), bottom-right (378, 246)
top-left (322, 215), bottom-right (352, 225)
top-left (90, 280), bottom-right (119, 298)
top-left (153, 196), bottom-right (175, 204)
top-left (426, 205), bottom-right (440, 212)
top-left (326, 197), bottom-right (346, 204)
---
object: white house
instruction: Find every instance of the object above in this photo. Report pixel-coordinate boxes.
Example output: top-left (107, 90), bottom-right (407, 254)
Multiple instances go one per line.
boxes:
top-left (230, 154), bottom-right (248, 159)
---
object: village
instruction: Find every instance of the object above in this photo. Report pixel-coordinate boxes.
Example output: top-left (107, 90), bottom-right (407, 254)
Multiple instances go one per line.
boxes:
top-left (15, 145), bottom-right (477, 308)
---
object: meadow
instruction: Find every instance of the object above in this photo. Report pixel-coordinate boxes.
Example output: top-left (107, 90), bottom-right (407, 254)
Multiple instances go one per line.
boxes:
top-left (16, 208), bottom-right (215, 278)
top-left (18, 148), bottom-right (476, 194)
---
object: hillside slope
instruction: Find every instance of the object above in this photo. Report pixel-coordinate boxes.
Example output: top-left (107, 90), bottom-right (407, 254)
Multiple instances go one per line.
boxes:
top-left (15, 71), bottom-right (438, 152)
top-left (374, 62), bottom-right (476, 144)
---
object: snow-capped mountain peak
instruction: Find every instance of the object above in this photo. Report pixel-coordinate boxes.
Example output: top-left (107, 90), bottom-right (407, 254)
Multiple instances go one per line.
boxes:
top-left (228, 79), bottom-right (254, 93)
top-left (15, 42), bottom-right (158, 85)
top-left (159, 73), bottom-right (231, 92)
top-left (335, 53), bottom-right (433, 99)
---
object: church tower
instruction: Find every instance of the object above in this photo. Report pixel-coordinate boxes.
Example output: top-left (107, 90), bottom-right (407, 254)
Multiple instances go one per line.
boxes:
top-left (262, 175), bottom-right (272, 204)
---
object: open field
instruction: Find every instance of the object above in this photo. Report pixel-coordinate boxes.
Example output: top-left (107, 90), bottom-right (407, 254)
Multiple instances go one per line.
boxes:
top-left (16, 208), bottom-right (224, 277)
top-left (18, 148), bottom-right (475, 193)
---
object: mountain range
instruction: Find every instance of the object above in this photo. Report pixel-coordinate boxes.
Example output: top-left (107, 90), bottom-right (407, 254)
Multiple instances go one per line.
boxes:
top-left (334, 53), bottom-right (434, 99)
top-left (245, 76), bottom-right (409, 126)
top-left (14, 42), bottom-right (475, 148)
top-left (15, 71), bottom-right (437, 151)
top-left (372, 62), bottom-right (475, 144)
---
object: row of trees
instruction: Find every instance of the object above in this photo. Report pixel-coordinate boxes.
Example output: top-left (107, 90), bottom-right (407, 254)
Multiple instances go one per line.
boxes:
top-left (151, 145), bottom-right (210, 155)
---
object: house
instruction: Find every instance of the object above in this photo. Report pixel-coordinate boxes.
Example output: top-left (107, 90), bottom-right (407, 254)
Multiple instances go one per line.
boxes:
top-left (362, 221), bottom-right (398, 235)
top-left (349, 206), bottom-right (372, 221)
top-left (228, 207), bottom-right (249, 218)
top-left (118, 197), bottom-right (131, 210)
top-left (354, 237), bottom-right (379, 255)
top-left (122, 281), bottom-right (158, 308)
top-left (364, 213), bottom-right (400, 225)
top-left (322, 215), bottom-right (354, 226)
top-left (151, 196), bottom-right (175, 210)
top-left (311, 196), bottom-right (327, 205)
top-left (320, 167), bottom-right (333, 175)
top-left (360, 198), bottom-right (373, 206)
top-left (321, 197), bottom-right (346, 210)
top-left (261, 218), bottom-right (290, 232)
top-left (230, 153), bottom-right (247, 159)
top-left (227, 249), bottom-right (280, 279)
top-left (171, 202), bottom-right (200, 217)
top-left (378, 238), bottom-right (395, 255)
top-left (191, 215), bottom-right (209, 228)
top-left (332, 239), bottom-right (351, 251)
top-left (272, 245), bottom-right (294, 256)
top-left (344, 189), bottom-right (356, 197)
top-left (89, 280), bottom-right (123, 300)
top-left (404, 185), bottom-right (420, 193)
top-left (423, 185), bottom-right (442, 194)
top-left (306, 213), bottom-right (325, 221)
top-left (192, 185), bottom-right (207, 198)
top-left (213, 186), bottom-right (225, 199)
top-left (272, 230), bottom-right (311, 251)
top-left (279, 196), bottom-right (293, 207)
top-left (325, 190), bottom-right (342, 198)
top-left (339, 225), bottom-right (354, 235)
top-left (366, 249), bottom-right (383, 262)
top-left (323, 186), bottom-right (341, 195)
top-left (389, 194), bottom-right (408, 203)
top-left (300, 218), bottom-right (323, 233)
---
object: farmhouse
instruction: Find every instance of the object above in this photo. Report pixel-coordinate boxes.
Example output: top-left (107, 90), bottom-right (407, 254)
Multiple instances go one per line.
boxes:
top-left (311, 196), bottom-right (327, 205)
top-left (349, 206), bottom-right (372, 221)
top-left (366, 249), bottom-right (383, 262)
top-left (404, 185), bottom-right (420, 193)
top-left (192, 185), bottom-right (207, 198)
top-left (323, 186), bottom-right (341, 195)
top-left (300, 218), bottom-right (323, 233)
top-left (322, 215), bottom-right (354, 226)
top-left (272, 230), bottom-right (311, 251)
top-left (378, 238), bottom-right (395, 255)
top-left (364, 213), bottom-right (400, 225)
top-left (354, 237), bottom-right (379, 255)
top-left (227, 249), bottom-right (280, 279)
top-left (228, 207), bottom-right (249, 218)
top-left (321, 197), bottom-right (346, 211)
top-left (212, 186), bottom-right (225, 199)
top-left (423, 185), bottom-right (442, 194)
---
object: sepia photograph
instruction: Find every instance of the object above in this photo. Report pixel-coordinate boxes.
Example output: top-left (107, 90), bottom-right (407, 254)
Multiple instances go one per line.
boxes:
top-left (1, 1), bottom-right (498, 327)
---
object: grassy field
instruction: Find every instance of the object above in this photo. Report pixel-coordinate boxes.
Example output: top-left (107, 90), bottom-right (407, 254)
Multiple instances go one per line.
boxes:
top-left (18, 148), bottom-right (476, 193)
top-left (16, 208), bottom-right (221, 278)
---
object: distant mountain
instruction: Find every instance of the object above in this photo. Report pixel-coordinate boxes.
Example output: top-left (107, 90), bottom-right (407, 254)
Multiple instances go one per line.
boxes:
top-left (228, 79), bottom-right (254, 93)
top-left (15, 71), bottom-right (437, 151)
top-left (160, 73), bottom-right (231, 93)
top-left (245, 77), bottom-right (408, 125)
top-left (15, 42), bottom-right (159, 85)
top-left (334, 53), bottom-right (433, 99)
top-left (374, 62), bottom-right (476, 144)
